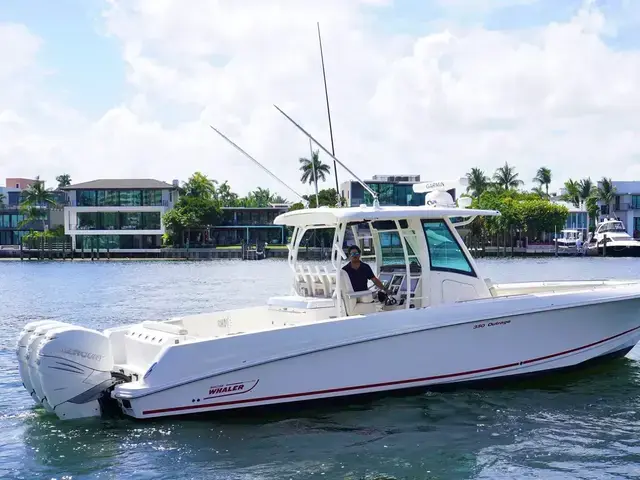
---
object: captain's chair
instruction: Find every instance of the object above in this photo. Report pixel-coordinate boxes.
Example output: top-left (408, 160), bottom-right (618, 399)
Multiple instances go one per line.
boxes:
top-left (337, 269), bottom-right (378, 316)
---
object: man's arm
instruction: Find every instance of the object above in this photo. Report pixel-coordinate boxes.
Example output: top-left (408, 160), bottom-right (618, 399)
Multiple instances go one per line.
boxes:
top-left (366, 265), bottom-right (387, 291)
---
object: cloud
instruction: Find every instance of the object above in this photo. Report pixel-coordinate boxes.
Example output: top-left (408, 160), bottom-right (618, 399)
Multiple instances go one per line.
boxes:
top-left (1, 1), bottom-right (640, 198)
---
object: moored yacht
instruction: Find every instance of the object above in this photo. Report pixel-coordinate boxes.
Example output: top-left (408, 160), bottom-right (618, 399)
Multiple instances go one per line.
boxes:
top-left (586, 218), bottom-right (640, 257)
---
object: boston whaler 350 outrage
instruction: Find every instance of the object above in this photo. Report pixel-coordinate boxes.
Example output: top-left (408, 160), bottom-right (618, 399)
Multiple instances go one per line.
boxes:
top-left (16, 110), bottom-right (640, 422)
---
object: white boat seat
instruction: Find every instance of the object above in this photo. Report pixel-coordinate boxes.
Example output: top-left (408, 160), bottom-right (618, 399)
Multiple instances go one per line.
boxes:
top-left (338, 269), bottom-right (377, 316)
top-left (268, 295), bottom-right (335, 310)
top-left (141, 321), bottom-right (188, 336)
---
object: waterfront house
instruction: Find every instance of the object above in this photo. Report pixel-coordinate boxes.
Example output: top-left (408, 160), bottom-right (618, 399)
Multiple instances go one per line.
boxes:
top-left (0, 178), bottom-right (64, 246)
top-left (596, 180), bottom-right (640, 238)
top-left (208, 204), bottom-right (290, 246)
top-left (61, 179), bottom-right (179, 252)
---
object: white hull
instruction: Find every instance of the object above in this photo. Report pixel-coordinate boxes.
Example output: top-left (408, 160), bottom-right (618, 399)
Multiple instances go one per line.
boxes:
top-left (117, 292), bottom-right (640, 419)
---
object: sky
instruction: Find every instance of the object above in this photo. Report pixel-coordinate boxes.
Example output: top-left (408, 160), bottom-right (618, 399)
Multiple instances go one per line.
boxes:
top-left (1, 0), bottom-right (640, 199)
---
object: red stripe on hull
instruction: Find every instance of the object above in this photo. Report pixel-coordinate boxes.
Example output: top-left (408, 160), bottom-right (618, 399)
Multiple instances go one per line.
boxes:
top-left (141, 325), bottom-right (640, 416)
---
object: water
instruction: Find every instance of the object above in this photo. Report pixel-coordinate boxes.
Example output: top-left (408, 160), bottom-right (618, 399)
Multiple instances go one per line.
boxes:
top-left (2, 257), bottom-right (640, 479)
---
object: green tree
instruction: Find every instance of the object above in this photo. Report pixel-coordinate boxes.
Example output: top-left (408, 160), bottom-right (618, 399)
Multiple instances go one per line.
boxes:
top-left (299, 149), bottom-right (332, 204)
top-left (0, 192), bottom-right (5, 207)
top-left (182, 172), bottom-right (217, 198)
top-left (213, 180), bottom-right (239, 206)
top-left (56, 174), bottom-right (72, 189)
top-left (597, 177), bottom-right (616, 216)
top-left (162, 172), bottom-right (222, 247)
top-left (19, 176), bottom-right (58, 257)
top-left (493, 162), bottom-right (523, 190)
top-left (533, 167), bottom-right (552, 197)
top-left (466, 168), bottom-right (490, 198)
top-left (561, 179), bottom-right (581, 208)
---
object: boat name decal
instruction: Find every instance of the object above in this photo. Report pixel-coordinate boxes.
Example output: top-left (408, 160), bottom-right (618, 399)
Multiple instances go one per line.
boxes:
top-left (473, 319), bottom-right (511, 329)
top-left (205, 379), bottom-right (259, 399)
top-left (60, 348), bottom-right (104, 361)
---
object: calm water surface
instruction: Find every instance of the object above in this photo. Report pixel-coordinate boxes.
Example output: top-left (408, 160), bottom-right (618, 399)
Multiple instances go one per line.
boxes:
top-left (1, 257), bottom-right (640, 479)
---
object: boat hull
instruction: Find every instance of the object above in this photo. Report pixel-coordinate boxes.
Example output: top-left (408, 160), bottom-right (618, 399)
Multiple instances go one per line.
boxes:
top-left (586, 244), bottom-right (640, 257)
top-left (116, 297), bottom-right (640, 419)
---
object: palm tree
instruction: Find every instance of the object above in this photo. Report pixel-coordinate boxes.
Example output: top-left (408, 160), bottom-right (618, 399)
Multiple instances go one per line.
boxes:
top-left (531, 186), bottom-right (546, 198)
top-left (561, 179), bottom-right (581, 208)
top-left (578, 178), bottom-right (595, 203)
top-left (19, 176), bottom-right (58, 258)
top-left (597, 177), bottom-right (616, 217)
top-left (55, 174), bottom-right (72, 189)
top-left (493, 162), bottom-right (523, 190)
top-left (466, 168), bottom-right (490, 198)
top-left (299, 150), bottom-right (331, 198)
top-left (533, 167), bottom-right (552, 197)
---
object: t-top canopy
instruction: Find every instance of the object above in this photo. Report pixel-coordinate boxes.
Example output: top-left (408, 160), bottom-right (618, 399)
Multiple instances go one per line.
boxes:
top-left (273, 205), bottom-right (500, 228)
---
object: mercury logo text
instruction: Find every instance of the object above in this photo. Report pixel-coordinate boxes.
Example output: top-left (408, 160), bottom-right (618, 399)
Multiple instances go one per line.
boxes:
top-left (61, 348), bottom-right (104, 361)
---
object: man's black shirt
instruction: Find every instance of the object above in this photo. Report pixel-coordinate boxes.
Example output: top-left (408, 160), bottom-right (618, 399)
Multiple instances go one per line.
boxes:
top-left (342, 262), bottom-right (374, 292)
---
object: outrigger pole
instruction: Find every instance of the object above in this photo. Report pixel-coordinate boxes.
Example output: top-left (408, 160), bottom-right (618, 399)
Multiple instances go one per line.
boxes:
top-left (209, 125), bottom-right (310, 208)
top-left (316, 22), bottom-right (341, 205)
top-left (273, 104), bottom-right (380, 207)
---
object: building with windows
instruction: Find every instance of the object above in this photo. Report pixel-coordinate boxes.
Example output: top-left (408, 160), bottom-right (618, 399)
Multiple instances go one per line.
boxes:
top-left (596, 180), bottom-right (640, 238)
top-left (0, 177), bottom-right (64, 246)
top-left (61, 179), bottom-right (179, 252)
top-left (550, 199), bottom-right (589, 239)
top-left (209, 205), bottom-right (290, 246)
top-left (340, 175), bottom-right (427, 207)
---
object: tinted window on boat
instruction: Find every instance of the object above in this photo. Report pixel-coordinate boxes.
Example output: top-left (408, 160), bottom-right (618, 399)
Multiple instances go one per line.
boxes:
top-left (422, 219), bottom-right (475, 277)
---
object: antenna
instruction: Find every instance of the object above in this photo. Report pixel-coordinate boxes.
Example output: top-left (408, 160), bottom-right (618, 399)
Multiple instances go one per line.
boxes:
top-left (209, 125), bottom-right (310, 208)
top-left (273, 104), bottom-right (379, 207)
top-left (316, 22), bottom-right (340, 204)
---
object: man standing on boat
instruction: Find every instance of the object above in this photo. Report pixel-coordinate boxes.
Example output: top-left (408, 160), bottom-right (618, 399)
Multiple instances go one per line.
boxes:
top-left (343, 245), bottom-right (388, 293)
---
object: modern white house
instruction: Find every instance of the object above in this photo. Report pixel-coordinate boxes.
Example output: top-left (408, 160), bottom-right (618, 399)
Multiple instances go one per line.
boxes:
top-left (61, 179), bottom-right (179, 252)
top-left (596, 180), bottom-right (640, 238)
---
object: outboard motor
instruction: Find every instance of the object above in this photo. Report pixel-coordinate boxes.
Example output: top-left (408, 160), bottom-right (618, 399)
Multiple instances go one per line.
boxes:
top-left (19, 321), bottom-right (67, 404)
top-left (36, 326), bottom-right (116, 420)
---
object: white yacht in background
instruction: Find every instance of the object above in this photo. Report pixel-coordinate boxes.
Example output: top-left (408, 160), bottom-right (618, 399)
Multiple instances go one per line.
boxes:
top-left (15, 110), bottom-right (640, 422)
top-left (554, 229), bottom-right (581, 248)
top-left (586, 218), bottom-right (640, 257)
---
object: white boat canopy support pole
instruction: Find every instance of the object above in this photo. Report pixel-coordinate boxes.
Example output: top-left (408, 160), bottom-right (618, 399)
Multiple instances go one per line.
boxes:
top-left (332, 221), bottom-right (348, 317)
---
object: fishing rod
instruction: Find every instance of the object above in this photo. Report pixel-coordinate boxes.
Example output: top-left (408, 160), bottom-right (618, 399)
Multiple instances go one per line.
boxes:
top-left (209, 125), bottom-right (310, 208)
top-left (273, 104), bottom-right (380, 207)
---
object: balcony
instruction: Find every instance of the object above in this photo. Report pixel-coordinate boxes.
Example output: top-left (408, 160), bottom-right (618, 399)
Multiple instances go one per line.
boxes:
top-left (68, 200), bottom-right (170, 207)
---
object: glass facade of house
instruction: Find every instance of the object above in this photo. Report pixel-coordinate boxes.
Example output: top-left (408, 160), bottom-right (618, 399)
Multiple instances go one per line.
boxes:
top-left (564, 211), bottom-right (588, 231)
top-left (76, 235), bottom-right (162, 250)
top-left (349, 182), bottom-right (426, 207)
top-left (0, 212), bottom-right (33, 245)
top-left (75, 212), bottom-right (161, 230)
top-left (75, 189), bottom-right (165, 207)
top-left (209, 207), bottom-right (288, 246)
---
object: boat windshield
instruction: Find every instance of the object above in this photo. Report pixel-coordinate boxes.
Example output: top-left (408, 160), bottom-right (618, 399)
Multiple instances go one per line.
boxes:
top-left (599, 222), bottom-right (626, 233)
top-left (422, 219), bottom-right (475, 276)
top-left (378, 230), bottom-right (421, 267)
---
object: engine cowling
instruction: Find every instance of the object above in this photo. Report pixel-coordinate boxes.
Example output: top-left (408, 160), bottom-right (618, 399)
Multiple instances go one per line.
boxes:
top-left (19, 321), bottom-right (67, 405)
top-left (36, 326), bottom-right (116, 420)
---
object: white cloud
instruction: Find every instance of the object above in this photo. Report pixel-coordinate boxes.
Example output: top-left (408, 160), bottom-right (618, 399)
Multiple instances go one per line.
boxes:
top-left (1, 1), bottom-right (640, 198)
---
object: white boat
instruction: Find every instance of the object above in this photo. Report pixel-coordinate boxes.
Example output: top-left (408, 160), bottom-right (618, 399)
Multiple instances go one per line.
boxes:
top-left (15, 180), bottom-right (640, 421)
top-left (586, 218), bottom-right (640, 257)
top-left (554, 229), bottom-right (581, 248)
